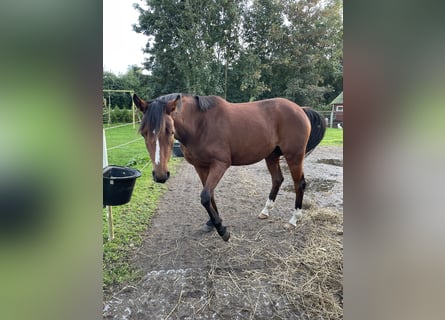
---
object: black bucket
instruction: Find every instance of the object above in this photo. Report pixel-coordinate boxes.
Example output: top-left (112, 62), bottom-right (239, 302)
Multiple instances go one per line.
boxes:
top-left (173, 141), bottom-right (184, 157)
top-left (103, 166), bottom-right (141, 206)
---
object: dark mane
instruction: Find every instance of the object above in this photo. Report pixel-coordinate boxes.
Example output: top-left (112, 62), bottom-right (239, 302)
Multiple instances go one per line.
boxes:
top-left (158, 93), bottom-right (183, 104)
top-left (195, 95), bottom-right (218, 111)
top-left (139, 93), bottom-right (219, 133)
top-left (139, 100), bottom-right (164, 134)
top-left (139, 93), bottom-right (183, 134)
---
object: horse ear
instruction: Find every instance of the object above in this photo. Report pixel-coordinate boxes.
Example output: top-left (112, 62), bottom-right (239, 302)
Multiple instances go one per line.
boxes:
top-left (133, 94), bottom-right (149, 113)
top-left (166, 94), bottom-right (181, 115)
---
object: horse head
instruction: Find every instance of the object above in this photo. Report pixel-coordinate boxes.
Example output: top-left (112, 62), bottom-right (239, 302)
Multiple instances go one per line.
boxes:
top-left (133, 94), bottom-right (181, 183)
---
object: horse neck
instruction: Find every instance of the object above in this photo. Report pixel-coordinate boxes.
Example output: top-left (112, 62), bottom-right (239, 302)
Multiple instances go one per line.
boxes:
top-left (172, 105), bottom-right (202, 145)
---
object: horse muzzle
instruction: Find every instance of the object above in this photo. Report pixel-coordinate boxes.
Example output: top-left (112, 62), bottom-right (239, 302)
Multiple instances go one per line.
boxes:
top-left (152, 170), bottom-right (170, 183)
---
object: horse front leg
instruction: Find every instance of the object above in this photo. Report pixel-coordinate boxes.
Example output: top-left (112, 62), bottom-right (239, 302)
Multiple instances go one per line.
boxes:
top-left (200, 162), bottom-right (230, 241)
top-left (194, 165), bottom-right (216, 232)
top-left (201, 196), bottom-right (219, 232)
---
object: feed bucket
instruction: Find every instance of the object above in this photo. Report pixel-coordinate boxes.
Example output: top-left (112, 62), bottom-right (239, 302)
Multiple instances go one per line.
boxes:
top-left (173, 141), bottom-right (183, 157)
top-left (103, 165), bottom-right (141, 206)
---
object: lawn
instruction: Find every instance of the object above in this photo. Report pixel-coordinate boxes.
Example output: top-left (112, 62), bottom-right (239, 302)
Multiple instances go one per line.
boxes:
top-left (320, 127), bottom-right (343, 146)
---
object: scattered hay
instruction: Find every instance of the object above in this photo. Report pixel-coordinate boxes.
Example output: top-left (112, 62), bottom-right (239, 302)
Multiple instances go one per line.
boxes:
top-left (105, 207), bottom-right (343, 319)
top-left (198, 207), bottom-right (343, 319)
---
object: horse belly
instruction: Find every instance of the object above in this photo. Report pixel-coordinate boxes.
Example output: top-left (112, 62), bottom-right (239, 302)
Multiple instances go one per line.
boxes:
top-left (230, 136), bottom-right (276, 165)
top-left (231, 153), bottom-right (272, 166)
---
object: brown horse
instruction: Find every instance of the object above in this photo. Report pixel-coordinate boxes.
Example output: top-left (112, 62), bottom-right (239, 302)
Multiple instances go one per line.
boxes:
top-left (133, 93), bottom-right (326, 241)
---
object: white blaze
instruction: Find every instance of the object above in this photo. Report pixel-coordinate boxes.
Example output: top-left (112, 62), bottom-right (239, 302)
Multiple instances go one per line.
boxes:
top-left (155, 138), bottom-right (161, 165)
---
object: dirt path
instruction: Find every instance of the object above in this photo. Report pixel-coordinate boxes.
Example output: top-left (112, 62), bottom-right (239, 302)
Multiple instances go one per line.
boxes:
top-left (103, 146), bottom-right (343, 319)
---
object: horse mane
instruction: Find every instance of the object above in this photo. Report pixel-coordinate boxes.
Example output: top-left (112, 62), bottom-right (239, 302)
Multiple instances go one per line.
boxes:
top-left (156, 93), bottom-right (186, 111)
top-left (139, 93), bottom-right (218, 134)
top-left (195, 95), bottom-right (219, 111)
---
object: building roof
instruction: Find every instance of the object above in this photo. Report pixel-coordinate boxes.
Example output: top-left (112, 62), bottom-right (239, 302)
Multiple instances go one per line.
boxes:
top-left (330, 92), bottom-right (343, 105)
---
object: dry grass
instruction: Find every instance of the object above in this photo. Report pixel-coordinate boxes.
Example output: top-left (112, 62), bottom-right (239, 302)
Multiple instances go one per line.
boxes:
top-left (198, 207), bottom-right (343, 319)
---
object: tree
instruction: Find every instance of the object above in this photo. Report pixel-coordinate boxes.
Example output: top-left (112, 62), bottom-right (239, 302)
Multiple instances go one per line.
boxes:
top-left (134, 0), bottom-right (243, 97)
top-left (215, 1), bottom-right (243, 99)
top-left (240, 0), bottom-right (284, 100)
top-left (132, 0), bottom-right (343, 106)
top-left (280, 0), bottom-right (343, 106)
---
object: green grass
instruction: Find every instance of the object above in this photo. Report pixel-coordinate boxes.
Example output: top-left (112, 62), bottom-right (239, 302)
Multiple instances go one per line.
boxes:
top-left (103, 123), bottom-right (180, 291)
top-left (320, 128), bottom-right (343, 146)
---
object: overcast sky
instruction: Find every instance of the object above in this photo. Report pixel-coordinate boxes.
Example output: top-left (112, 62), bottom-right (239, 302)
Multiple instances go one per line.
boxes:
top-left (103, 0), bottom-right (147, 74)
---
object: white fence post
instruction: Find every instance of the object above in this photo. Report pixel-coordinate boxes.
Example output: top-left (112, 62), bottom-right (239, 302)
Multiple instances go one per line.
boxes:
top-left (103, 129), bottom-right (114, 241)
top-left (103, 129), bottom-right (108, 168)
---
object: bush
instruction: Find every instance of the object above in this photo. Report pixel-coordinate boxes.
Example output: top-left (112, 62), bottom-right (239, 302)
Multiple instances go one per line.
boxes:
top-left (104, 106), bottom-right (133, 124)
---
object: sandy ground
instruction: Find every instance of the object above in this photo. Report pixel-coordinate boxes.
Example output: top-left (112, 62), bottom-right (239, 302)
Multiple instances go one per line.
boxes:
top-left (103, 146), bottom-right (343, 319)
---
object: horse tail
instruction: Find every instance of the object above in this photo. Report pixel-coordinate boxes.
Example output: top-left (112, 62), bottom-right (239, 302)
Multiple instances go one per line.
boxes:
top-left (303, 108), bottom-right (326, 156)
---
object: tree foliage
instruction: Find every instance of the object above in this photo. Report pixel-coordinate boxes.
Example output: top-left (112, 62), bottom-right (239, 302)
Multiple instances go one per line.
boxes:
top-left (103, 65), bottom-right (149, 109)
top-left (106, 0), bottom-right (343, 108)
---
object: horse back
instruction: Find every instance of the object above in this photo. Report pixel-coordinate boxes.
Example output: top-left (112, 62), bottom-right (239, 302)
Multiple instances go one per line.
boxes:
top-left (229, 98), bottom-right (310, 136)
top-left (201, 97), bottom-right (311, 165)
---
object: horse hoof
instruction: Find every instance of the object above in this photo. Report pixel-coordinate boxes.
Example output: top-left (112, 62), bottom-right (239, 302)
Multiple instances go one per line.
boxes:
top-left (258, 213), bottom-right (269, 219)
top-left (283, 223), bottom-right (296, 230)
top-left (222, 231), bottom-right (230, 241)
top-left (201, 223), bottom-right (214, 233)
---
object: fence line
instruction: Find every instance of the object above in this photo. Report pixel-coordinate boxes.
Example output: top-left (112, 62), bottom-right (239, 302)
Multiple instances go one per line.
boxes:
top-left (139, 160), bottom-right (151, 173)
top-left (104, 121), bottom-right (141, 131)
top-left (107, 137), bottom-right (143, 151)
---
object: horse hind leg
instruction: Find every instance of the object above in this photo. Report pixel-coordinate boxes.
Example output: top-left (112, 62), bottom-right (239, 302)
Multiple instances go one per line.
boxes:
top-left (258, 152), bottom-right (284, 219)
top-left (284, 156), bottom-right (306, 230)
top-left (286, 173), bottom-right (306, 229)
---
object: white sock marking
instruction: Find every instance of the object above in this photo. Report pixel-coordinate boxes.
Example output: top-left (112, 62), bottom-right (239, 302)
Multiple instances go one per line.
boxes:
top-left (288, 208), bottom-right (302, 226)
top-left (260, 199), bottom-right (274, 216)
